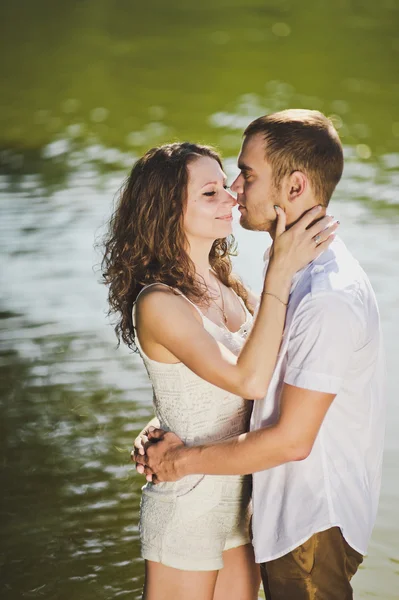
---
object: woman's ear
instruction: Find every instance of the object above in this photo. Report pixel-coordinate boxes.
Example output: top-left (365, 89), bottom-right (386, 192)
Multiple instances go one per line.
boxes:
top-left (288, 170), bottom-right (307, 201)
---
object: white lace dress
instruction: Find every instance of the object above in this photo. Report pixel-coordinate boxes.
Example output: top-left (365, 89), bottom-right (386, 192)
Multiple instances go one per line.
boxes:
top-left (133, 284), bottom-right (253, 571)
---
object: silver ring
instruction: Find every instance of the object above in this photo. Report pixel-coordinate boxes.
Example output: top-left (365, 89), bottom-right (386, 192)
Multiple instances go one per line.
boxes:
top-left (314, 234), bottom-right (321, 244)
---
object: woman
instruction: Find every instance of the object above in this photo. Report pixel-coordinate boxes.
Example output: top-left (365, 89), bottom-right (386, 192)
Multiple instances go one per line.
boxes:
top-left (102, 142), bottom-right (337, 600)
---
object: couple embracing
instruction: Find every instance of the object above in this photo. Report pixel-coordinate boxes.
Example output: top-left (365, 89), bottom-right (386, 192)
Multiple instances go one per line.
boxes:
top-left (102, 109), bottom-right (385, 600)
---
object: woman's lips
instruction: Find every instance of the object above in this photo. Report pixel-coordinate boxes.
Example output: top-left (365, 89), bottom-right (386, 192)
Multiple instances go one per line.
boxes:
top-left (216, 214), bottom-right (233, 221)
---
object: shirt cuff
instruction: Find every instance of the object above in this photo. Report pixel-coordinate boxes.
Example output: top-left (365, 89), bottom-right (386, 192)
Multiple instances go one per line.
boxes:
top-left (284, 365), bottom-right (342, 394)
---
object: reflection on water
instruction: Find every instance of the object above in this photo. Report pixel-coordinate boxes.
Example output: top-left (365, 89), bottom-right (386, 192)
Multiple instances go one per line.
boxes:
top-left (0, 0), bottom-right (398, 599)
top-left (1, 169), bottom-right (399, 600)
top-left (0, 329), bottom-right (144, 599)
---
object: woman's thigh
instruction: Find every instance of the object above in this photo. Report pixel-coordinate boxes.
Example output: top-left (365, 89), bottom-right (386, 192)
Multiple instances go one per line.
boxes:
top-left (143, 560), bottom-right (218, 600)
top-left (213, 544), bottom-right (261, 600)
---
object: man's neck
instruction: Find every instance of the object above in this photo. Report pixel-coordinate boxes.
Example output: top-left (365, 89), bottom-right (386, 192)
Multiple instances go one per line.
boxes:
top-left (273, 205), bottom-right (327, 237)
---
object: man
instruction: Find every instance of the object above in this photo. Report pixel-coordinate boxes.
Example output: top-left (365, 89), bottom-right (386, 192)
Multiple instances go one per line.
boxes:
top-left (134, 109), bottom-right (386, 599)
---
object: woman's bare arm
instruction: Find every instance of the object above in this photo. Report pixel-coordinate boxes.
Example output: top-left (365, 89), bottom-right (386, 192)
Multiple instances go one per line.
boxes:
top-left (136, 209), bottom-right (337, 400)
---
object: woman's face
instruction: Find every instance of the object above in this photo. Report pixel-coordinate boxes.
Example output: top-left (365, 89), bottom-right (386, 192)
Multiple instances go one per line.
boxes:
top-left (183, 156), bottom-right (237, 242)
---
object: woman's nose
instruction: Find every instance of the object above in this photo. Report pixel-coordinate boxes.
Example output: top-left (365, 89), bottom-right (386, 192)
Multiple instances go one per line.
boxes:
top-left (224, 188), bottom-right (237, 205)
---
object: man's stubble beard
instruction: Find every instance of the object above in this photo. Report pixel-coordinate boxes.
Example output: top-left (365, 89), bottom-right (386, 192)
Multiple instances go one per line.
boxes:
top-left (239, 184), bottom-right (281, 235)
top-left (239, 212), bottom-right (276, 234)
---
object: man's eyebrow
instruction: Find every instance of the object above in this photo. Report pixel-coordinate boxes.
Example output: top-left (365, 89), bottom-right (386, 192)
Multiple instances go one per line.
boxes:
top-left (238, 162), bottom-right (253, 172)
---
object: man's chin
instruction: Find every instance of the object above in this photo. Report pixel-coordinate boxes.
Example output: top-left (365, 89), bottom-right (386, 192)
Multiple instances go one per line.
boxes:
top-left (239, 214), bottom-right (275, 233)
top-left (239, 215), bottom-right (255, 231)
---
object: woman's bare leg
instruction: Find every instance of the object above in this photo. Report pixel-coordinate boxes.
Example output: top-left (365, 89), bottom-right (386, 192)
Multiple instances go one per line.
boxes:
top-left (143, 560), bottom-right (219, 600)
top-left (213, 544), bottom-right (261, 600)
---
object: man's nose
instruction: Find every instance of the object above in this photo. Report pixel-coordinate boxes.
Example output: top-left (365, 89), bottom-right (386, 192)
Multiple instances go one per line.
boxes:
top-left (230, 174), bottom-right (243, 194)
top-left (223, 187), bottom-right (237, 206)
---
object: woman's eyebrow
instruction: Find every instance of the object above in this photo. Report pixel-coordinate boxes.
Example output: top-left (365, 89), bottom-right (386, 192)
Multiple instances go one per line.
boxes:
top-left (201, 176), bottom-right (228, 189)
top-left (201, 180), bottom-right (218, 188)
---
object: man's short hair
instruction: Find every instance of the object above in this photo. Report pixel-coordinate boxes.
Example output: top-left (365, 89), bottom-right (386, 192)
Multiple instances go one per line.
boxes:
top-left (244, 109), bottom-right (344, 206)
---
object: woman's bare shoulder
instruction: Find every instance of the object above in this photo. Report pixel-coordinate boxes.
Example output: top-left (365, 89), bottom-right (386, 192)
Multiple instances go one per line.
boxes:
top-left (136, 284), bottom-right (202, 326)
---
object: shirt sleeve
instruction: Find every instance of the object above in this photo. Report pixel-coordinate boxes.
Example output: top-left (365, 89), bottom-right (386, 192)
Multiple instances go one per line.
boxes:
top-left (284, 293), bottom-right (363, 394)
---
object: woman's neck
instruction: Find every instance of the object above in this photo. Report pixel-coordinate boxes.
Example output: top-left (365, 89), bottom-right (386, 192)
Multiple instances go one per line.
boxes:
top-left (186, 236), bottom-right (214, 287)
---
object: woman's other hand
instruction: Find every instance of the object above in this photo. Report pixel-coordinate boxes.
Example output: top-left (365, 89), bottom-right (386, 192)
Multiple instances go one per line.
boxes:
top-left (131, 425), bottom-right (157, 480)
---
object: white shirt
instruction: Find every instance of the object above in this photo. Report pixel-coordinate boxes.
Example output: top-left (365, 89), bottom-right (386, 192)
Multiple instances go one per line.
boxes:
top-left (251, 236), bottom-right (386, 562)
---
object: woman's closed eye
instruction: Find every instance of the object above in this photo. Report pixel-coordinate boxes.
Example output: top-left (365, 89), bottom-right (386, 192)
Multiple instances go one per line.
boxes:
top-left (203, 185), bottom-right (229, 197)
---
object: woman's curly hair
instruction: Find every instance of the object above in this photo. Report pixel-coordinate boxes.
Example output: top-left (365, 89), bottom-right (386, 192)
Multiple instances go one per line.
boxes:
top-left (101, 142), bottom-right (252, 350)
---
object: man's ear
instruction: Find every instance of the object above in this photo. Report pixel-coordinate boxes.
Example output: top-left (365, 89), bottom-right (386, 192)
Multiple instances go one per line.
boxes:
top-left (287, 170), bottom-right (307, 201)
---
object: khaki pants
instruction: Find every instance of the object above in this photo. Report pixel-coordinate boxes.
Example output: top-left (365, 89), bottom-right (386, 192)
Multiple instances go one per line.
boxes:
top-left (260, 527), bottom-right (363, 600)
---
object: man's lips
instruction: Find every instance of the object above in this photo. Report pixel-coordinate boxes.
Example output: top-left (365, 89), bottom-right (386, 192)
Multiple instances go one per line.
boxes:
top-left (238, 205), bottom-right (246, 211)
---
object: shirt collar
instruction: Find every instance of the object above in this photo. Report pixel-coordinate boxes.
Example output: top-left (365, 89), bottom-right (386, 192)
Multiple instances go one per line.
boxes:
top-left (263, 236), bottom-right (341, 295)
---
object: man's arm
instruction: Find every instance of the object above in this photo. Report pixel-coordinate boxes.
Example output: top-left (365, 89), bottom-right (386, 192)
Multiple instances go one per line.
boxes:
top-left (138, 384), bottom-right (335, 480)
top-left (137, 291), bottom-right (360, 482)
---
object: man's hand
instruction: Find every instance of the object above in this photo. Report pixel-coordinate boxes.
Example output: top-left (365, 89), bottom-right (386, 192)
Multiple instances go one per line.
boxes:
top-left (134, 429), bottom-right (186, 483)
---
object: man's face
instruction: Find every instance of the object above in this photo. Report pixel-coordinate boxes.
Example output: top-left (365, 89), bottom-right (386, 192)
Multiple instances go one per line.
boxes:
top-left (230, 133), bottom-right (282, 235)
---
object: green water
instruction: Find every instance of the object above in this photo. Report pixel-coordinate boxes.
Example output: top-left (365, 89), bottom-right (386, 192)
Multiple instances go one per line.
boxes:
top-left (0, 1), bottom-right (398, 598)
